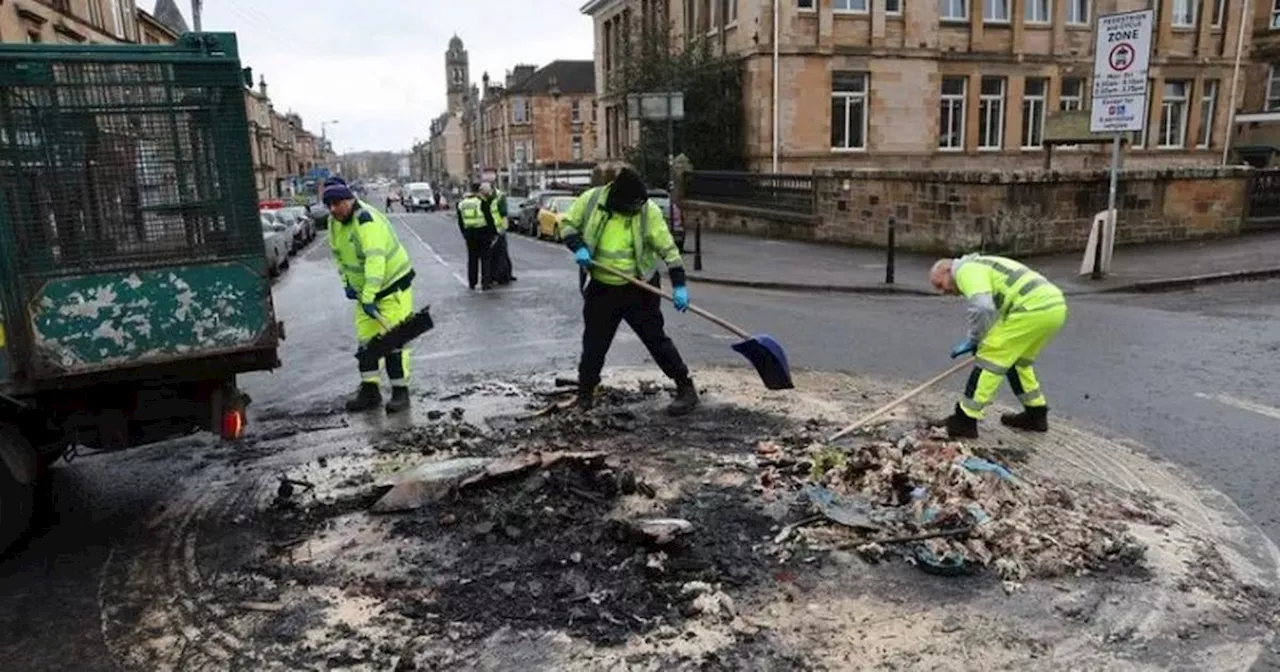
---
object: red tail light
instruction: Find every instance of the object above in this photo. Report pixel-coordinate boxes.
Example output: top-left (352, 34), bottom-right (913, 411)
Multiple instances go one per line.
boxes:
top-left (220, 408), bottom-right (245, 440)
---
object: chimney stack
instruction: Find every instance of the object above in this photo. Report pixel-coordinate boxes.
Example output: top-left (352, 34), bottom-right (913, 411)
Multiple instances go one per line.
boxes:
top-left (258, 75), bottom-right (268, 98)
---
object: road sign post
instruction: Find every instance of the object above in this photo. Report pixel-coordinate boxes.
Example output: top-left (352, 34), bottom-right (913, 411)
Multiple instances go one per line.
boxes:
top-left (1089, 9), bottom-right (1153, 280)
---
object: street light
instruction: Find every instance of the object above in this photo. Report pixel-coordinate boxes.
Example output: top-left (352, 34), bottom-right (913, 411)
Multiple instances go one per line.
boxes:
top-left (320, 119), bottom-right (339, 165)
top-left (549, 76), bottom-right (561, 187)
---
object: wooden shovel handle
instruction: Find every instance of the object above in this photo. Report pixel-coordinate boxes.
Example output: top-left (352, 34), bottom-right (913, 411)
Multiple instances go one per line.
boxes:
top-left (828, 358), bottom-right (974, 442)
top-left (587, 261), bottom-right (752, 339)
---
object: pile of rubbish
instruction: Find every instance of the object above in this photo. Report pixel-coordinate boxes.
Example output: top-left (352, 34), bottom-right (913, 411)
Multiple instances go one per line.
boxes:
top-left (760, 430), bottom-right (1157, 583)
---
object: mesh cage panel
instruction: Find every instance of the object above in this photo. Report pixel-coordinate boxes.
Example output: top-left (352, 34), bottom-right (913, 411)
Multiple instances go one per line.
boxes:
top-left (0, 57), bottom-right (260, 278)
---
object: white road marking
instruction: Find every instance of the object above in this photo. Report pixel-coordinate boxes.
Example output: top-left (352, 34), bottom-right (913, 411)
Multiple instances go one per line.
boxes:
top-left (395, 217), bottom-right (468, 288)
top-left (1194, 392), bottom-right (1280, 422)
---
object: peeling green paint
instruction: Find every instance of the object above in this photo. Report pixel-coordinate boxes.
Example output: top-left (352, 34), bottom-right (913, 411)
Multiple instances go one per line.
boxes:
top-left (29, 260), bottom-right (271, 375)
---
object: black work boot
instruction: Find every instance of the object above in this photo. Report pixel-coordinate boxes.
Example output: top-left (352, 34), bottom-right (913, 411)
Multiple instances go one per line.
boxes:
top-left (943, 403), bottom-right (979, 439)
top-left (385, 387), bottom-right (411, 414)
top-left (667, 379), bottom-right (700, 416)
top-left (576, 385), bottom-right (596, 412)
top-left (1001, 406), bottom-right (1049, 432)
top-left (345, 382), bottom-right (382, 412)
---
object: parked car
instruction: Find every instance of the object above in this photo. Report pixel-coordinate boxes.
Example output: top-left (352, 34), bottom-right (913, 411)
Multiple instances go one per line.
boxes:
top-left (647, 189), bottom-right (686, 252)
top-left (261, 215), bottom-right (291, 276)
top-left (278, 205), bottom-right (315, 247)
top-left (537, 196), bottom-right (578, 240)
top-left (522, 190), bottom-right (572, 235)
top-left (260, 208), bottom-right (300, 254)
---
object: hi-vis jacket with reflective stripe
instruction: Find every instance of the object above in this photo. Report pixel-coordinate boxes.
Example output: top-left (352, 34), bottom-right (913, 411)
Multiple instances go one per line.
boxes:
top-left (952, 254), bottom-right (1064, 341)
top-left (559, 185), bottom-right (684, 285)
top-left (329, 201), bottom-right (414, 304)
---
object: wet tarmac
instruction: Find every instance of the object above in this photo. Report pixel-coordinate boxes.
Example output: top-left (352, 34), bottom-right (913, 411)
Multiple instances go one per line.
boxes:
top-left (1, 207), bottom-right (1279, 670)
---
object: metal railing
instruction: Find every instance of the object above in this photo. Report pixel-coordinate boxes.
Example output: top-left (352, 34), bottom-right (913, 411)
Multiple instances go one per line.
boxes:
top-left (1246, 168), bottom-right (1280, 230)
top-left (684, 170), bottom-right (816, 215)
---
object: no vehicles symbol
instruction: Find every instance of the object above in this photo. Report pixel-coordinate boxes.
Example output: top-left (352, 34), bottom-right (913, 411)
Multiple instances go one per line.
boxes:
top-left (1108, 43), bottom-right (1135, 72)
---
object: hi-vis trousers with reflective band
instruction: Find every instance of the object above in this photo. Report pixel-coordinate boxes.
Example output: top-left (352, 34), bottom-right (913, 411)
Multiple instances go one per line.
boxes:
top-left (355, 287), bottom-right (413, 387)
top-left (960, 302), bottom-right (1068, 419)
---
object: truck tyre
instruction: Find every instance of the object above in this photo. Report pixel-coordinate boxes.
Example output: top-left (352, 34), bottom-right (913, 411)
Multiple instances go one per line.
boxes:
top-left (0, 432), bottom-right (35, 555)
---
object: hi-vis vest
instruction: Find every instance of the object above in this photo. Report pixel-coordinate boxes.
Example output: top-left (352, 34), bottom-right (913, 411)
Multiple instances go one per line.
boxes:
top-left (458, 196), bottom-right (487, 229)
top-left (954, 255), bottom-right (1064, 317)
top-left (560, 185), bottom-right (683, 286)
top-left (329, 202), bottom-right (413, 304)
top-left (485, 194), bottom-right (506, 232)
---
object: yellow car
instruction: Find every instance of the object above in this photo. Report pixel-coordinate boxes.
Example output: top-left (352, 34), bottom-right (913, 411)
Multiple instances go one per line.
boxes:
top-left (537, 196), bottom-right (578, 240)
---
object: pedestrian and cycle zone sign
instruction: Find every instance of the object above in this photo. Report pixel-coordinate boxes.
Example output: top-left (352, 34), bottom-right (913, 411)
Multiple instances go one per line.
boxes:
top-left (1090, 9), bottom-right (1153, 134)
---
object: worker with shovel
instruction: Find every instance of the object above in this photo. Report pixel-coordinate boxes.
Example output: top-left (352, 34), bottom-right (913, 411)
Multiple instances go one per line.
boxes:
top-left (324, 177), bottom-right (418, 414)
top-left (560, 163), bottom-right (699, 416)
top-left (929, 254), bottom-right (1068, 439)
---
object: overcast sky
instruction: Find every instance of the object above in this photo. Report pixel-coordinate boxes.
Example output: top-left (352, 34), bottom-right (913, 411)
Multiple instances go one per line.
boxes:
top-left (185, 1), bottom-right (595, 152)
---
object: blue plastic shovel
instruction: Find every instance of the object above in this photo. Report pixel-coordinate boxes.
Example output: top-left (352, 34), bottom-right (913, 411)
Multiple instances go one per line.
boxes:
top-left (589, 262), bottom-right (794, 390)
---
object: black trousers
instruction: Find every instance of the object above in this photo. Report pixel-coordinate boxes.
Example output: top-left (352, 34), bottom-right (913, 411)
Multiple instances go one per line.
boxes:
top-left (463, 228), bottom-right (496, 288)
top-left (579, 274), bottom-right (690, 390)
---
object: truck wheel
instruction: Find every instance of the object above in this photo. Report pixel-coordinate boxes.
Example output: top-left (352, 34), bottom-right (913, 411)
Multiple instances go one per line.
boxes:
top-left (0, 441), bottom-right (34, 555)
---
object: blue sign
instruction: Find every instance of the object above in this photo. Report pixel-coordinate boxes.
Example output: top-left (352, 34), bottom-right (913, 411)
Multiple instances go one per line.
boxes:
top-left (309, 167), bottom-right (331, 180)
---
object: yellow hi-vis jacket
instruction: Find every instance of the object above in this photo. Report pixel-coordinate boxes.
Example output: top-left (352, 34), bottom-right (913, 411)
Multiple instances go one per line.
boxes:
top-left (953, 253), bottom-right (1065, 341)
top-left (329, 201), bottom-right (414, 304)
top-left (559, 185), bottom-right (683, 285)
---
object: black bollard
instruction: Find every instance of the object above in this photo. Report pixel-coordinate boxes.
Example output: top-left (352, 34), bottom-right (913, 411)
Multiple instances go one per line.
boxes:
top-left (694, 216), bottom-right (703, 271)
top-left (885, 216), bottom-right (896, 285)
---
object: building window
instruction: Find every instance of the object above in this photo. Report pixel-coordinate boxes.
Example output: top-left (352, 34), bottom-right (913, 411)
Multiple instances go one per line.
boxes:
top-left (833, 0), bottom-right (868, 12)
top-left (1025, 0), bottom-right (1050, 23)
top-left (724, 0), bottom-right (738, 23)
top-left (798, 0), bottom-right (815, 10)
top-left (979, 77), bottom-right (1006, 150)
top-left (1273, 0), bottom-right (1280, 29)
top-left (885, 0), bottom-right (902, 12)
top-left (571, 100), bottom-right (581, 123)
top-left (940, 0), bottom-right (967, 21)
top-left (1198, 80), bottom-right (1218, 149)
top-left (939, 76), bottom-right (966, 151)
top-left (1269, 67), bottom-right (1280, 109)
top-left (1066, 0), bottom-right (1088, 25)
top-left (984, 0), bottom-right (1010, 22)
top-left (1211, 0), bottom-right (1225, 27)
top-left (512, 97), bottom-right (530, 124)
top-left (88, 0), bottom-right (105, 28)
top-left (1060, 78), bottom-right (1085, 111)
top-left (830, 71), bottom-right (868, 150)
top-left (1158, 80), bottom-right (1189, 148)
top-left (572, 136), bottom-right (583, 161)
top-left (1022, 78), bottom-right (1047, 149)
top-left (1171, 0), bottom-right (1194, 27)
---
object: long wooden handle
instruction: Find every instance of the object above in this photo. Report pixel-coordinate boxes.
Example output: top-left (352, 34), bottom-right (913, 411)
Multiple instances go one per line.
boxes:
top-left (587, 261), bottom-right (752, 339)
top-left (827, 358), bottom-right (974, 442)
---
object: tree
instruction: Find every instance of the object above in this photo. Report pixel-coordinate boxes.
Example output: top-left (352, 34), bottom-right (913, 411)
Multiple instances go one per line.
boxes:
top-left (609, 20), bottom-right (745, 188)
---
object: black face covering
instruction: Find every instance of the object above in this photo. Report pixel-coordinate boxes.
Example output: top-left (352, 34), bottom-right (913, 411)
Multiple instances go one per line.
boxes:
top-left (605, 168), bottom-right (648, 215)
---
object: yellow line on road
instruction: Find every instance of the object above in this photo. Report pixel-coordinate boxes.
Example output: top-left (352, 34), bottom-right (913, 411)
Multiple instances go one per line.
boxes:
top-left (1194, 392), bottom-right (1280, 422)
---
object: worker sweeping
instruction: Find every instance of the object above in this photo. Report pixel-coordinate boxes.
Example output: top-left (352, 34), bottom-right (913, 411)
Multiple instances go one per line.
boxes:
top-left (929, 254), bottom-right (1068, 439)
top-left (324, 177), bottom-right (417, 414)
top-left (560, 163), bottom-right (699, 415)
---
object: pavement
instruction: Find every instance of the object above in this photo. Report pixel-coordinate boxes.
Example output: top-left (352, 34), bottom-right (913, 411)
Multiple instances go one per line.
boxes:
top-left (3, 201), bottom-right (1280, 669)
top-left (683, 229), bottom-right (1280, 296)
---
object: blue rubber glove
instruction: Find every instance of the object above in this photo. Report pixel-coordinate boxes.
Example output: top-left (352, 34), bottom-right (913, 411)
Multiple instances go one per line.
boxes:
top-left (574, 247), bottom-right (592, 267)
top-left (672, 285), bottom-right (690, 312)
top-left (344, 284), bottom-right (358, 300)
top-left (362, 303), bottom-right (380, 320)
top-left (950, 338), bottom-right (977, 359)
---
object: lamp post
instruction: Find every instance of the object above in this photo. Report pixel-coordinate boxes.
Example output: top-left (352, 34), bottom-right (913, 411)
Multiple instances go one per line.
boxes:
top-left (320, 119), bottom-right (339, 168)
top-left (549, 76), bottom-right (561, 186)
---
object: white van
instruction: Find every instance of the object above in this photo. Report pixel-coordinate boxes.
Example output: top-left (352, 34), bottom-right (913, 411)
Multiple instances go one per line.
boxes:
top-left (403, 182), bottom-right (435, 212)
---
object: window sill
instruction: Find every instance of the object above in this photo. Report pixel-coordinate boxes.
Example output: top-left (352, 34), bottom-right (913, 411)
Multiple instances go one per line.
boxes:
top-left (940, 18), bottom-right (969, 25)
top-left (833, 10), bottom-right (869, 16)
top-left (1156, 145), bottom-right (1186, 150)
top-left (1065, 23), bottom-right (1090, 30)
top-left (978, 147), bottom-right (1003, 152)
top-left (1020, 146), bottom-right (1044, 152)
top-left (938, 147), bottom-right (965, 152)
top-left (831, 147), bottom-right (867, 153)
top-left (983, 19), bottom-right (1012, 26)
top-left (1024, 20), bottom-right (1052, 28)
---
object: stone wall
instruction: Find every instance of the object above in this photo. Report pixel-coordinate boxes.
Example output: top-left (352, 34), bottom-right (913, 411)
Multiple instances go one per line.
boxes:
top-left (681, 167), bottom-right (1250, 256)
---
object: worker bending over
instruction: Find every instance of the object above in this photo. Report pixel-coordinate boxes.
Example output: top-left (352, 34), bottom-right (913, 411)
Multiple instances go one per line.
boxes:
top-left (559, 163), bottom-right (699, 416)
top-left (929, 254), bottom-right (1068, 439)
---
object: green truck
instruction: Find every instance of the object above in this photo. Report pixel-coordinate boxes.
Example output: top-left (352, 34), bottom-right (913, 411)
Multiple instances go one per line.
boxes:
top-left (0, 34), bottom-right (281, 550)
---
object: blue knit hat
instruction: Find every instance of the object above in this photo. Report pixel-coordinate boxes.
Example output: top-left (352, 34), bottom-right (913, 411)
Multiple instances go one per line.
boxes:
top-left (322, 179), bottom-right (354, 205)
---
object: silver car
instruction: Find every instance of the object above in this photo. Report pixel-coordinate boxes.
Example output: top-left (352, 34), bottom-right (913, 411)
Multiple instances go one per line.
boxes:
top-left (261, 215), bottom-right (291, 276)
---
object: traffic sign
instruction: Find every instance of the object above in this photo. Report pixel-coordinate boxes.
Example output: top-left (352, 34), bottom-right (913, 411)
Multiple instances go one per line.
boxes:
top-left (1090, 9), bottom-right (1153, 133)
